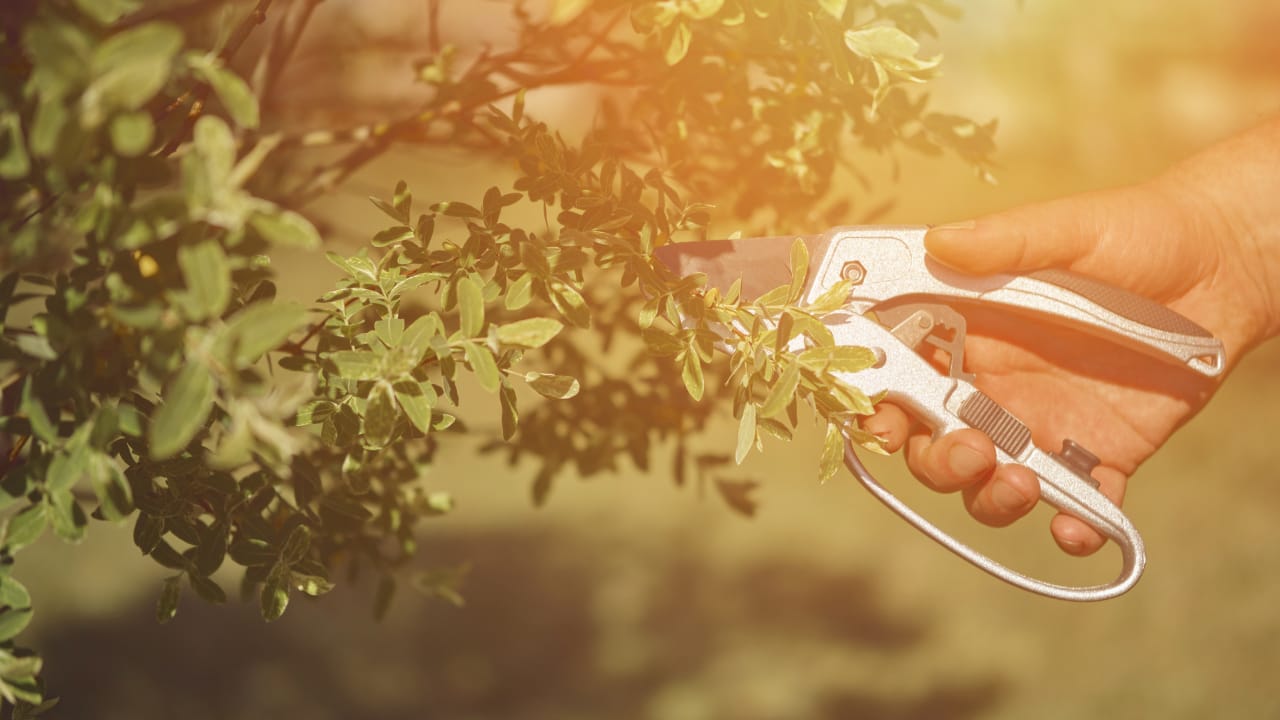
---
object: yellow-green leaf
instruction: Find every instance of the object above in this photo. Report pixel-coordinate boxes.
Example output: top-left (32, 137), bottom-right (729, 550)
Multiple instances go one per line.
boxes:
top-left (665, 22), bottom-right (692, 65)
top-left (109, 111), bottom-right (153, 157)
top-left (393, 379), bottom-right (436, 434)
top-left (798, 345), bottom-right (879, 373)
top-left (504, 273), bottom-right (534, 310)
top-left (819, 422), bottom-right (844, 483)
top-left (457, 276), bottom-right (484, 337)
top-left (3, 504), bottom-right (47, 553)
top-left (807, 279), bottom-right (853, 314)
top-left (496, 317), bottom-right (563, 349)
top-left (249, 209), bottom-right (321, 249)
top-left (188, 55), bottom-right (259, 128)
top-left (550, 0), bottom-right (591, 25)
top-left (680, 352), bottom-right (704, 401)
top-left (178, 240), bottom-right (231, 320)
top-left (463, 343), bottom-right (500, 392)
top-left (524, 372), bottom-right (580, 399)
top-left (787, 236), bottom-right (809, 303)
top-left (759, 361), bottom-right (800, 418)
top-left (364, 380), bottom-right (399, 448)
top-left (818, 0), bottom-right (849, 20)
top-left (0, 607), bottom-right (34, 642)
top-left (150, 361), bottom-right (215, 460)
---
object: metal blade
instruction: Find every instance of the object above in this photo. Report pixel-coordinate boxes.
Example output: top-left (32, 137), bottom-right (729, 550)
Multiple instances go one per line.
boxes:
top-left (653, 235), bottom-right (828, 300)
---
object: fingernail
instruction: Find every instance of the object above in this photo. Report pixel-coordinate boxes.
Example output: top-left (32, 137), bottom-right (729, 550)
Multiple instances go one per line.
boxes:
top-left (930, 219), bottom-right (976, 232)
top-left (947, 445), bottom-right (991, 480)
top-left (991, 480), bottom-right (1029, 513)
top-left (1059, 537), bottom-right (1084, 555)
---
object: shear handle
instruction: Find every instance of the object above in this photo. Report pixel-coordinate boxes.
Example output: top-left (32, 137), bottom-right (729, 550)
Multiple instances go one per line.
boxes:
top-left (843, 433), bottom-right (1145, 602)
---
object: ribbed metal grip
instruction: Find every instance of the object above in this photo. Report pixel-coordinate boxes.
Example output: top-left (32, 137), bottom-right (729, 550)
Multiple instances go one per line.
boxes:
top-left (957, 391), bottom-right (1032, 457)
top-left (1028, 268), bottom-right (1212, 338)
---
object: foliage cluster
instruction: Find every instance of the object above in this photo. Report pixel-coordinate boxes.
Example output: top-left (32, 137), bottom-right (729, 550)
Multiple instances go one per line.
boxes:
top-left (0, 0), bottom-right (994, 710)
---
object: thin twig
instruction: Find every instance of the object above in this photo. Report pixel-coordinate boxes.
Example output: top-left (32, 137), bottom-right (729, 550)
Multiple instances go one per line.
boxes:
top-left (253, 0), bottom-right (322, 104)
top-left (159, 0), bottom-right (276, 156)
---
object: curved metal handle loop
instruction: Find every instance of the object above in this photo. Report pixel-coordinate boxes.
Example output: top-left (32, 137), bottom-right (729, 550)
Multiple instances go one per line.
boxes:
top-left (844, 444), bottom-right (1146, 602)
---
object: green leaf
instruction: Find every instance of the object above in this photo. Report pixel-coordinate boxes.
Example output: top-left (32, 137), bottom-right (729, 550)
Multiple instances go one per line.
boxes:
top-left (797, 345), bottom-right (879, 373)
top-left (402, 314), bottom-right (441, 362)
top-left (818, 0), bottom-right (849, 20)
top-left (150, 361), bottom-right (216, 460)
top-left (819, 422), bottom-right (844, 484)
top-left (109, 111), bottom-right (154, 157)
top-left (372, 226), bottom-right (414, 247)
top-left (0, 113), bottom-right (30, 180)
top-left (189, 573), bottom-right (226, 604)
top-left (14, 334), bottom-right (55, 361)
top-left (392, 380), bottom-right (435, 434)
top-left (759, 361), bottom-right (800, 418)
top-left (3, 504), bottom-right (47, 553)
top-left (85, 22), bottom-right (183, 123)
top-left (431, 201), bottom-right (481, 218)
top-left (550, 0), bottom-right (592, 24)
top-left (178, 240), bottom-right (231, 320)
top-left (550, 282), bottom-right (591, 328)
top-left (456, 276), bottom-right (484, 337)
top-left (0, 575), bottom-right (30, 609)
top-left (495, 317), bottom-right (563, 349)
top-left (156, 575), bottom-right (181, 624)
top-left (88, 452), bottom-right (134, 521)
top-left (788, 236), bottom-right (809, 303)
top-left (74, 0), bottom-right (142, 24)
top-left (133, 513), bottom-right (165, 554)
top-left (374, 315), bottom-right (405, 348)
top-left (463, 343), bottom-right (500, 393)
top-left (188, 56), bottom-right (259, 128)
top-left (260, 568), bottom-right (290, 621)
top-left (46, 442), bottom-right (89, 493)
top-left (47, 489), bottom-right (88, 543)
top-left (327, 351), bottom-right (381, 380)
top-left (392, 180), bottom-right (413, 221)
top-left (292, 572), bottom-right (335, 597)
top-left (523, 372), bottom-right (580, 400)
top-left (499, 383), bottom-right (518, 440)
top-left (504, 273), bottom-right (534, 310)
top-left (807, 279), bottom-right (853, 314)
top-left (223, 301), bottom-right (307, 366)
top-left (249, 210), bottom-right (321, 248)
top-left (20, 379), bottom-right (55, 442)
top-left (364, 380), bottom-right (399, 448)
top-left (665, 21), bottom-right (692, 65)
top-left (280, 525), bottom-right (311, 565)
top-left (680, 351), bottom-right (704, 401)
top-left (735, 402), bottom-right (756, 464)
top-left (0, 608), bottom-right (33, 642)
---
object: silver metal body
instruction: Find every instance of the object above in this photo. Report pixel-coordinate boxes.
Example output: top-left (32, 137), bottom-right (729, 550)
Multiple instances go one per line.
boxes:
top-left (810, 226), bottom-right (1224, 377)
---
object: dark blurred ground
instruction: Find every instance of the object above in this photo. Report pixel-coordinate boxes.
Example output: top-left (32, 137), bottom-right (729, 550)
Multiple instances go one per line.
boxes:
top-left (19, 1), bottom-right (1280, 718)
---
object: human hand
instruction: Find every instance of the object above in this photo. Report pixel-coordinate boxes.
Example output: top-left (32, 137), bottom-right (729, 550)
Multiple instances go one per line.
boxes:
top-left (864, 120), bottom-right (1280, 555)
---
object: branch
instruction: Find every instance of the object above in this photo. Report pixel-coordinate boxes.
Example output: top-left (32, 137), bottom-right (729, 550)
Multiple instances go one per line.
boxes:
top-left (252, 0), bottom-right (322, 106)
top-left (159, 0), bottom-right (276, 156)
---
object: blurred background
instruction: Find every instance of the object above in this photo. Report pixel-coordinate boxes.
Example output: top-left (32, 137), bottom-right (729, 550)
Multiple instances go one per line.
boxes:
top-left (20, 1), bottom-right (1280, 717)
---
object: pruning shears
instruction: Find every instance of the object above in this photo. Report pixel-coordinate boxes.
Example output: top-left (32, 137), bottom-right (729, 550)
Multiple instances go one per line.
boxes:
top-left (654, 226), bottom-right (1225, 602)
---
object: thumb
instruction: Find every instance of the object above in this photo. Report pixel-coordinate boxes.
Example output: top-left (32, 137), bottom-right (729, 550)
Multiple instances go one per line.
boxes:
top-left (924, 190), bottom-right (1125, 275)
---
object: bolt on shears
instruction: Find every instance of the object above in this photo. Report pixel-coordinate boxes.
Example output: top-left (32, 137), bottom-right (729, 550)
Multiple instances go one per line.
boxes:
top-left (655, 226), bottom-right (1225, 602)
